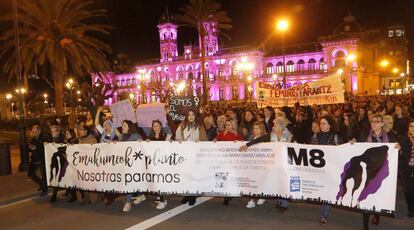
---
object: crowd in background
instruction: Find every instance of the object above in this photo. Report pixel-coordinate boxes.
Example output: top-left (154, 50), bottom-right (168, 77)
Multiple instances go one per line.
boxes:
top-left (26, 93), bottom-right (414, 230)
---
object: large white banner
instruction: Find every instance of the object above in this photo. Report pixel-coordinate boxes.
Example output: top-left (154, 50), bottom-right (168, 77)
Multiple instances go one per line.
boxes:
top-left (45, 141), bottom-right (398, 215)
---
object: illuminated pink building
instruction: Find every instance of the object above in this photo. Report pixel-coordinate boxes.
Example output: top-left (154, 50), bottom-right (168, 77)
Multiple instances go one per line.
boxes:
top-left (95, 12), bottom-right (409, 105)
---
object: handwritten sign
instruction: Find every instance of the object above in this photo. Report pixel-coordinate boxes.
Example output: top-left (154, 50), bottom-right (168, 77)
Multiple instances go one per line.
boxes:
top-left (136, 103), bottom-right (167, 127)
top-left (168, 96), bottom-right (200, 121)
top-left (109, 100), bottom-right (137, 127)
top-left (257, 73), bottom-right (344, 107)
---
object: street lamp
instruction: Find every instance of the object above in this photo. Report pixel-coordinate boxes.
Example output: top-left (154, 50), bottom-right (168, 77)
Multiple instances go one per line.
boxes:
top-left (276, 18), bottom-right (289, 89)
top-left (347, 53), bottom-right (357, 94)
top-left (6, 93), bottom-right (14, 116)
top-left (43, 93), bottom-right (48, 103)
top-left (379, 59), bottom-right (390, 94)
top-left (237, 57), bottom-right (254, 102)
top-left (392, 67), bottom-right (399, 94)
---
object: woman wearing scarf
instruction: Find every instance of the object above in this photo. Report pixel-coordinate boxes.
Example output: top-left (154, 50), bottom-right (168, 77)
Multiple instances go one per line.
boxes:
top-left (317, 115), bottom-right (342, 224)
top-left (176, 110), bottom-right (208, 206)
top-left (358, 113), bottom-right (396, 229)
top-left (394, 120), bottom-right (414, 218)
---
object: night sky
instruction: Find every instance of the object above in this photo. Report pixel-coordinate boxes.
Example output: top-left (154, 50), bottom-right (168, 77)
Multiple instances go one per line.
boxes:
top-left (1, 0), bottom-right (413, 91)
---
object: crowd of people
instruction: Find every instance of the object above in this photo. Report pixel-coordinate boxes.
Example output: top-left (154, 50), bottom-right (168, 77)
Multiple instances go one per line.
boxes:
top-left (26, 94), bottom-right (414, 230)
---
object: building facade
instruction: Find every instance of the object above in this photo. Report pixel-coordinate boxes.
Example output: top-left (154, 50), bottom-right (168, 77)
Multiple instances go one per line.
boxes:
top-left (95, 12), bottom-right (409, 105)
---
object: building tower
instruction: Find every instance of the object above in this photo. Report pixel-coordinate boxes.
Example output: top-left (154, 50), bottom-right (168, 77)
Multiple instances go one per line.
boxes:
top-left (201, 16), bottom-right (219, 56)
top-left (157, 8), bottom-right (178, 63)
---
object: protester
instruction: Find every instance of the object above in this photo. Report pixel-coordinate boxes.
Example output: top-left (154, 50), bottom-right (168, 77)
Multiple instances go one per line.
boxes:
top-left (176, 110), bottom-right (207, 206)
top-left (147, 120), bottom-right (171, 209)
top-left (48, 123), bottom-right (65, 203)
top-left (399, 119), bottom-right (414, 218)
top-left (317, 115), bottom-right (342, 224)
top-left (239, 121), bottom-right (267, 208)
top-left (263, 106), bottom-right (275, 133)
top-left (27, 124), bottom-right (47, 196)
top-left (358, 113), bottom-right (397, 229)
top-left (240, 110), bottom-right (256, 141)
top-left (204, 116), bottom-right (217, 141)
top-left (120, 120), bottom-right (145, 212)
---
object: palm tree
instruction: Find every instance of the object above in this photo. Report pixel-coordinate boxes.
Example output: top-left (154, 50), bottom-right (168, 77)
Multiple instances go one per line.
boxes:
top-left (177, 0), bottom-right (231, 106)
top-left (0, 0), bottom-right (112, 115)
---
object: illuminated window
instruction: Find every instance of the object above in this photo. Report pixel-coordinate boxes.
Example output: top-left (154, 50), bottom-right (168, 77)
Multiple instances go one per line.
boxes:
top-left (286, 61), bottom-right (294, 73)
top-left (334, 51), bottom-right (346, 67)
top-left (232, 86), bottom-right (238, 100)
top-left (319, 58), bottom-right (325, 70)
top-left (276, 62), bottom-right (284, 73)
top-left (266, 63), bottom-right (273, 75)
top-left (219, 88), bottom-right (224, 100)
top-left (231, 64), bottom-right (238, 76)
top-left (388, 30), bottom-right (394, 37)
top-left (218, 69), bottom-right (224, 77)
top-left (297, 60), bottom-right (305, 72)
top-left (395, 30), bottom-right (402, 37)
top-left (308, 59), bottom-right (316, 71)
top-left (117, 80), bottom-right (121, 86)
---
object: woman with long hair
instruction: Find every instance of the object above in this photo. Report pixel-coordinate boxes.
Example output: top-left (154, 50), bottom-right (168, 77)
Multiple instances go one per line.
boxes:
top-left (399, 119), bottom-right (414, 218)
top-left (147, 120), bottom-right (171, 209)
top-left (339, 113), bottom-right (360, 142)
top-left (239, 121), bottom-right (268, 208)
top-left (121, 120), bottom-right (144, 212)
top-left (176, 110), bottom-right (208, 206)
top-left (240, 110), bottom-right (256, 141)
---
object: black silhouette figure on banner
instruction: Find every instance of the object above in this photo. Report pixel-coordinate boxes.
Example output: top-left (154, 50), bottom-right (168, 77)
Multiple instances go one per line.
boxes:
top-left (336, 145), bottom-right (389, 207)
top-left (49, 146), bottom-right (69, 183)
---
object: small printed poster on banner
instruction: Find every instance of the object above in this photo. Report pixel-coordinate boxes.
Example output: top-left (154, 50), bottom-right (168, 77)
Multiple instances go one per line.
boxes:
top-left (136, 103), bottom-right (167, 127)
top-left (168, 96), bottom-right (200, 121)
top-left (109, 100), bottom-right (137, 127)
top-left (256, 73), bottom-right (345, 107)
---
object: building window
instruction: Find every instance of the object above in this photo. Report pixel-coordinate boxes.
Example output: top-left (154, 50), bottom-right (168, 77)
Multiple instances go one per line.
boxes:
top-left (232, 86), bottom-right (238, 100)
top-left (276, 62), bottom-right (284, 73)
top-left (388, 30), bottom-right (394, 37)
top-left (117, 80), bottom-right (121, 87)
top-left (395, 30), bottom-right (402, 37)
top-left (286, 61), bottom-right (294, 73)
top-left (297, 60), bottom-right (305, 72)
top-left (319, 58), bottom-right (325, 70)
top-left (231, 64), bottom-right (238, 76)
top-left (308, 59), bottom-right (316, 71)
top-left (266, 63), bottom-right (273, 75)
top-left (334, 50), bottom-right (346, 67)
top-left (218, 69), bottom-right (224, 77)
top-left (219, 88), bottom-right (224, 100)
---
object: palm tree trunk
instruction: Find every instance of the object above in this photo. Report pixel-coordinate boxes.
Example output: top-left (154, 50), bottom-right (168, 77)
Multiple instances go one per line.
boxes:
top-left (199, 26), bottom-right (207, 106)
top-left (53, 68), bottom-right (64, 116)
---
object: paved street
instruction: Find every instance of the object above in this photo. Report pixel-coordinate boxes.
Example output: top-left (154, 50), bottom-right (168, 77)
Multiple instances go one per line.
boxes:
top-left (0, 181), bottom-right (413, 230)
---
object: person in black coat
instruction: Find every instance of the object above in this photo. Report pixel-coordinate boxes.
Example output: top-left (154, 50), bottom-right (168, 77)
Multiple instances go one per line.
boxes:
top-left (263, 106), bottom-right (275, 133)
top-left (358, 113), bottom-right (396, 230)
top-left (27, 124), bottom-right (47, 195)
top-left (399, 119), bottom-right (414, 217)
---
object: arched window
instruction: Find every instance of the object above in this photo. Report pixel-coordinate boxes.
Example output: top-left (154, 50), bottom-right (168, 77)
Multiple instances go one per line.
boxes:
top-left (297, 60), bottom-right (305, 72)
top-left (266, 63), bottom-right (273, 75)
top-left (334, 51), bottom-right (346, 67)
top-left (276, 62), bottom-right (284, 73)
top-left (308, 59), bottom-right (316, 71)
top-left (319, 58), bottom-right (325, 70)
top-left (286, 61), bottom-right (294, 73)
top-left (231, 62), bottom-right (238, 76)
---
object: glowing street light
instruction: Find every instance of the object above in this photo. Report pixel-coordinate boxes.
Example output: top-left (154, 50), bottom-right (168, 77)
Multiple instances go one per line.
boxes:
top-left (6, 93), bottom-right (12, 100)
top-left (392, 67), bottom-right (399, 74)
top-left (337, 68), bottom-right (344, 75)
top-left (276, 19), bottom-right (289, 32)
top-left (380, 59), bottom-right (389, 68)
top-left (76, 90), bottom-right (81, 95)
top-left (43, 93), bottom-right (48, 103)
top-left (276, 18), bottom-right (289, 89)
top-left (347, 53), bottom-right (356, 62)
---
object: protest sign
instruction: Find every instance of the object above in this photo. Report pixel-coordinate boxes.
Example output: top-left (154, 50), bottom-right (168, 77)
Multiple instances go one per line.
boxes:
top-left (257, 73), bottom-right (344, 107)
top-left (136, 103), bottom-right (167, 127)
top-left (168, 96), bottom-right (200, 121)
top-left (109, 100), bottom-right (137, 127)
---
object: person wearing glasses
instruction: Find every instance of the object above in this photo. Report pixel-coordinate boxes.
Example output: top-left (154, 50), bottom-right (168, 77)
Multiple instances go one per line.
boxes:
top-left (358, 113), bottom-right (397, 230)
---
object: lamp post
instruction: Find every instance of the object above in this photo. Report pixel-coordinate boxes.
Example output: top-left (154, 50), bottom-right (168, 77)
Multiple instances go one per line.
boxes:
top-left (276, 19), bottom-right (289, 89)
top-left (237, 57), bottom-right (254, 102)
top-left (6, 94), bottom-right (13, 117)
top-left (392, 67), bottom-right (399, 94)
top-left (380, 59), bottom-right (390, 94)
top-left (13, 0), bottom-right (29, 171)
top-left (347, 53), bottom-right (356, 95)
